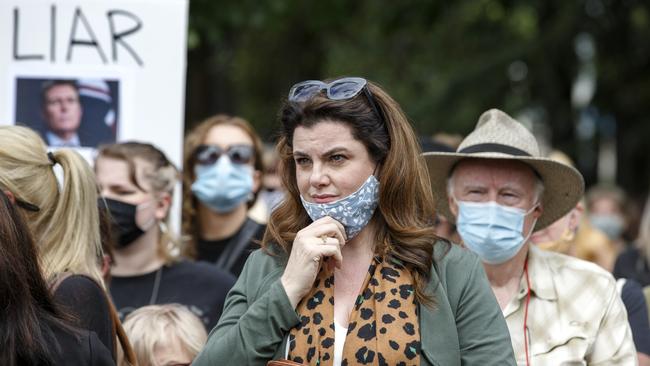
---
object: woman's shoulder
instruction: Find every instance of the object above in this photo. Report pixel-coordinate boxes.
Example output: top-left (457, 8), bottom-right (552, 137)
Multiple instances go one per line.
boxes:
top-left (431, 240), bottom-right (482, 288)
top-left (245, 247), bottom-right (287, 272)
top-left (433, 240), bottom-right (480, 270)
top-left (234, 247), bottom-right (287, 290)
top-left (50, 325), bottom-right (114, 365)
top-left (54, 274), bottom-right (105, 297)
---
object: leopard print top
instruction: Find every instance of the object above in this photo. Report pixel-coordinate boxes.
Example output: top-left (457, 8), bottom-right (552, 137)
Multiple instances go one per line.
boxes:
top-left (288, 256), bottom-right (421, 366)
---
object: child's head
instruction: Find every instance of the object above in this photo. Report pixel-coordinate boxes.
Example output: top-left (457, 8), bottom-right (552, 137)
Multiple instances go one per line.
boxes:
top-left (121, 304), bottom-right (207, 366)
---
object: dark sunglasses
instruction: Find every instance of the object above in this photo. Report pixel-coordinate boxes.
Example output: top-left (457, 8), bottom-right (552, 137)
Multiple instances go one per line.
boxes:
top-left (288, 77), bottom-right (385, 124)
top-left (193, 144), bottom-right (254, 166)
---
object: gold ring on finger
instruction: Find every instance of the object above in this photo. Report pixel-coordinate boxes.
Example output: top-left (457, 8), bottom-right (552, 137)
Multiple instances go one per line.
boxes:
top-left (320, 235), bottom-right (328, 245)
top-left (313, 256), bottom-right (320, 263)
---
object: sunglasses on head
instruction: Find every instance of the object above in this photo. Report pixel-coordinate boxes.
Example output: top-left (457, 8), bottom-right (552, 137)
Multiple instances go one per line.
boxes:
top-left (288, 77), bottom-right (385, 125)
top-left (193, 144), bottom-right (254, 166)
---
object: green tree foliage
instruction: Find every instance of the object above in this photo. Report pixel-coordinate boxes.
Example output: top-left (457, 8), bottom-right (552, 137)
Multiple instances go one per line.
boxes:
top-left (187, 0), bottom-right (650, 193)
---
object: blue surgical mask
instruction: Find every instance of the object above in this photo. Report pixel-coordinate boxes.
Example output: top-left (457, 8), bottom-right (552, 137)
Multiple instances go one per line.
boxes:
top-left (589, 214), bottom-right (624, 240)
top-left (191, 157), bottom-right (254, 213)
top-left (455, 199), bottom-right (537, 264)
top-left (300, 175), bottom-right (380, 240)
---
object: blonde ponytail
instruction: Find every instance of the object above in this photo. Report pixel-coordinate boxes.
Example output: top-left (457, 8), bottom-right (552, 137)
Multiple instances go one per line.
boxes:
top-left (40, 149), bottom-right (103, 285)
top-left (0, 126), bottom-right (104, 286)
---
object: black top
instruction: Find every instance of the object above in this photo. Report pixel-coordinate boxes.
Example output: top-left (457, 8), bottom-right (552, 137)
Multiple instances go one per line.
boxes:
top-left (621, 279), bottom-right (650, 355)
top-left (197, 217), bottom-right (266, 276)
top-left (50, 325), bottom-right (115, 365)
top-left (110, 260), bottom-right (235, 330)
top-left (53, 275), bottom-right (115, 361)
top-left (614, 247), bottom-right (650, 286)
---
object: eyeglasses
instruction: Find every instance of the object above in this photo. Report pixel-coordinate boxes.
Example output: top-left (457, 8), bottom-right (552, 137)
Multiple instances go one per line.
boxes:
top-left (288, 77), bottom-right (385, 124)
top-left (193, 144), bottom-right (254, 166)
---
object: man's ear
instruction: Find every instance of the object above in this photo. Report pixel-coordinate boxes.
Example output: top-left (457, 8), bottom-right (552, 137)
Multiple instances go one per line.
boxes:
top-left (533, 202), bottom-right (544, 220)
top-left (448, 193), bottom-right (459, 218)
top-left (569, 201), bottom-right (585, 231)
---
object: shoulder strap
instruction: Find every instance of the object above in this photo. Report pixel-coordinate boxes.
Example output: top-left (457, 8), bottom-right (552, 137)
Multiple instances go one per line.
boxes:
top-left (215, 219), bottom-right (262, 272)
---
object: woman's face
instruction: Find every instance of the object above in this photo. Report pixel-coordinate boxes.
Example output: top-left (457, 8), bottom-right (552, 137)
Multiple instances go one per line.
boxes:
top-left (197, 124), bottom-right (261, 190)
top-left (95, 156), bottom-right (165, 227)
top-left (293, 120), bottom-right (376, 204)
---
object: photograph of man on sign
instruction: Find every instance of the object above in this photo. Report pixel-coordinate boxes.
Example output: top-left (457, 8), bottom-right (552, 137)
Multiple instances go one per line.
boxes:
top-left (15, 77), bottom-right (119, 148)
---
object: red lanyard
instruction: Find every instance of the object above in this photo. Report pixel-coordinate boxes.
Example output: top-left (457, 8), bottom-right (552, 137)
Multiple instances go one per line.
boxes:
top-left (523, 258), bottom-right (531, 366)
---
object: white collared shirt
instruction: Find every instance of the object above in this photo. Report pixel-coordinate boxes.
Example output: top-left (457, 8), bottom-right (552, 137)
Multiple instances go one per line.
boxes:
top-left (46, 131), bottom-right (81, 147)
top-left (503, 245), bottom-right (636, 365)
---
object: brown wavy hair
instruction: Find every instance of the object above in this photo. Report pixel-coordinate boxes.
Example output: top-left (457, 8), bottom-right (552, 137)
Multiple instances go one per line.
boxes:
top-left (182, 114), bottom-right (264, 257)
top-left (264, 79), bottom-right (438, 306)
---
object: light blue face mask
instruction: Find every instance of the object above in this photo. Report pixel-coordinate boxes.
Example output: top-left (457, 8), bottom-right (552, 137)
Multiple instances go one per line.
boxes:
top-left (589, 213), bottom-right (624, 240)
top-left (455, 199), bottom-right (538, 264)
top-left (191, 157), bottom-right (254, 213)
top-left (300, 175), bottom-right (380, 240)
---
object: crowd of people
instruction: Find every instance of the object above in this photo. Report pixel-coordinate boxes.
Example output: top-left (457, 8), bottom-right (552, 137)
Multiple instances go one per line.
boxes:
top-left (1, 76), bottom-right (649, 365)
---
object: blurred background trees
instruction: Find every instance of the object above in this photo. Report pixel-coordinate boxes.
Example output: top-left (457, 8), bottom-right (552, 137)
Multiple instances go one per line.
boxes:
top-left (185, 0), bottom-right (650, 197)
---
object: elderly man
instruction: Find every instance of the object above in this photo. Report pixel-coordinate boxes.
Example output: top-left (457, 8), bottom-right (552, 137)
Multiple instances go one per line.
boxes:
top-left (424, 109), bottom-right (636, 365)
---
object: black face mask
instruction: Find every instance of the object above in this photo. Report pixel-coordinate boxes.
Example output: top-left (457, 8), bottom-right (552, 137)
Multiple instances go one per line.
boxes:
top-left (99, 197), bottom-right (146, 248)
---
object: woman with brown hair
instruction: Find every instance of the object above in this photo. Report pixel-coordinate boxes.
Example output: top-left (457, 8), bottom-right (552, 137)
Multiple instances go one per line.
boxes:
top-left (193, 77), bottom-right (514, 365)
top-left (95, 142), bottom-right (235, 330)
top-left (0, 186), bottom-right (113, 365)
top-left (0, 126), bottom-right (134, 364)
top-left (182, 115), bottom-right (266, 276)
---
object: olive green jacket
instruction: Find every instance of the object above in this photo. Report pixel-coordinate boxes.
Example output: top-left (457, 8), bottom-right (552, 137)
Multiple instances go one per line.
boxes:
top-left (194, 242), bottom-right (516, 365)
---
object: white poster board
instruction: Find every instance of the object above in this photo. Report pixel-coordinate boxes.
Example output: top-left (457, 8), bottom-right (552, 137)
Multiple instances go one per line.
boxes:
top-left (0, 0), bottom-right (188, 229)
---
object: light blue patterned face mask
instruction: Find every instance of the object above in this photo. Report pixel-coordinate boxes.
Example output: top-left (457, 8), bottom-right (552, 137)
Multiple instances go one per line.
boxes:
top-left (300, 175), bottom-right (380, 240)
top-left (455, 199), bottom-right (538, 264)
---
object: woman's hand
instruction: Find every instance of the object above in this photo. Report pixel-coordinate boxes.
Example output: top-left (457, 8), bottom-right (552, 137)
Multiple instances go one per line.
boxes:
top-left (281, 216), bottom-right (347, 309)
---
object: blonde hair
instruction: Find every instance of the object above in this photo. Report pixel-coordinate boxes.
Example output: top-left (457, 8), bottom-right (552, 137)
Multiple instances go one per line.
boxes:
top-left (120, 304), bottom-right (207, 366)
top-left (97, 142), bottom-right (181, 262)
top-left (0, 126), bottom-right (103, 285)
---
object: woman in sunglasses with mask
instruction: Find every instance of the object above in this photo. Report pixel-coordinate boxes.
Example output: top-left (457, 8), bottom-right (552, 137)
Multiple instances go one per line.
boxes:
top-left (194, 78), bottom-right (514, 366)
top-left (95, 142), bottom-right (235, 330)
top-left (182, 115), bottom-right (267, 276)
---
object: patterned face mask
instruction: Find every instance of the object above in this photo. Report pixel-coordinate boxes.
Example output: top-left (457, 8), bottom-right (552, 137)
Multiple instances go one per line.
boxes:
top-left (300, 175), bottom-right (380, 240)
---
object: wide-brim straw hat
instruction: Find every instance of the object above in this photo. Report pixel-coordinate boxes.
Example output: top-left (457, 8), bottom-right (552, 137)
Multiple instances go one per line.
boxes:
top-left (422, 108), bottom-right (584, 230)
